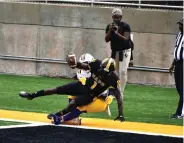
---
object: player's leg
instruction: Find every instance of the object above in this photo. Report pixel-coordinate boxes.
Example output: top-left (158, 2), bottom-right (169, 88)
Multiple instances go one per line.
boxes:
top-left (48, 109), bottom-right (84, 125)
top-left (115, 51), bottom-right (120, 78)
top-left (78, 95), bottom-right (113, 114)
top-left (120, 49), bottom-right (131, 98)
top-left (61, 95), bottom-right (93, 114)
top-left (19, 81), bottom-right (88, 100)
top-left (48, 94), bottom-right (93, 120)
top-left (171, 61), bottom-right (183, 119)
top-left (48, 97), bottom-right (85, 125)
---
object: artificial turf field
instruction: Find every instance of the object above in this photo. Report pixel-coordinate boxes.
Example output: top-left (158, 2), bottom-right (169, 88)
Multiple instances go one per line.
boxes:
top-left (0, 74), bottom-right (183, 143)
top-left (0, 74), bottom-right (182, 126)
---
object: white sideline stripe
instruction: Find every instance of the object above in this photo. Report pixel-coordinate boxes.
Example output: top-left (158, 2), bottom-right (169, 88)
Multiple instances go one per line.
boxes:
top-left (52, 124), bottom-right (184, 138)
top-left (0, 118), bottom-right (183, 138)
top-left (0, 118), bottom-right (50, 126)
top-left (0, 124), bottom-right (45, 129)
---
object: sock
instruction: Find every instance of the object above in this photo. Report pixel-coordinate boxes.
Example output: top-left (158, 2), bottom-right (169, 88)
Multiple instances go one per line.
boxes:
top-left (61, 100), bottom-right (77, 115)
top-left (63, 109), bottom-right (82, 122)
top-left (32, 90), bottom-right (44, 98)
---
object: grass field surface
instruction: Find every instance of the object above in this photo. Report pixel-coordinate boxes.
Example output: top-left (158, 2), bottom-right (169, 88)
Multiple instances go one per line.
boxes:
top-left (0, 120), bottom-right (26, 126)
top-left (0, 74), bottom-right (182, 126)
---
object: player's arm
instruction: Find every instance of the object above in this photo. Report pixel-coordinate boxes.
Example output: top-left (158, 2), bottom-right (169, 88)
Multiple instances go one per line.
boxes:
top-left (66, 54), bottom-right (100, 72)
top-left (115, 24), bottom-right (130, 41)
top-left (115, 32), bottom-right (129, 40)
top-left (105, 24), bottom-right (113, 42)
top-left (76, 62), bottom-right (90, 70)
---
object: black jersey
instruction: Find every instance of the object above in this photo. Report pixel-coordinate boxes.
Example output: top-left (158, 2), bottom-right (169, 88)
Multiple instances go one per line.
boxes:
top-left (80, 59), bottom-right (120, 97)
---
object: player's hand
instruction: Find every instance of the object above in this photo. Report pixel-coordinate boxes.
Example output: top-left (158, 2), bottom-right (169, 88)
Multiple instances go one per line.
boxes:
top-left (114, 115), bottom-right (125, 122)
top-left (169, 65), bottom-right (174, 76)
top-left (109, 24), bottom-right (114, 32)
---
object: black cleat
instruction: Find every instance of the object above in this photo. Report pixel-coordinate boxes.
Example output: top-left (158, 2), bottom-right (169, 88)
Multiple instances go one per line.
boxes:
top-left (170, 113), bottom-right (184, 119)
top-left (47, 111), bottom-right (63, 120)
top-left (19, 91), bottom-right (34, 100)
top-left (47, 113), bottom-right (55, 120)
top-left (47, 113), bottom-right (62, 125)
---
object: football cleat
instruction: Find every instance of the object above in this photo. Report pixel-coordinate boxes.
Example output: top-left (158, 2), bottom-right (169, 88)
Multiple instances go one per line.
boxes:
top-left (19, 91), bottom-right (34, 100)
top-left (170, 114), bottom-right (184, 119)
top-left (47, 113), bottom-right (62, 125)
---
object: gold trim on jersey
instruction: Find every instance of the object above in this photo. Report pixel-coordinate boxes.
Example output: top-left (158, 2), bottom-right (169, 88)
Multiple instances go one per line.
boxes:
top-left (90, 81), bottom-right (97, 89)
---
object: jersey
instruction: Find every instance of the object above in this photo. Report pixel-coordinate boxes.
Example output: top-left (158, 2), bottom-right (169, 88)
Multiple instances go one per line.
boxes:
top-left (81, 59), bottom-right (120, 97)
top-left (77, 69), bottom-right (91, 79)
top-left (106, 21), bottom-right (131, 51)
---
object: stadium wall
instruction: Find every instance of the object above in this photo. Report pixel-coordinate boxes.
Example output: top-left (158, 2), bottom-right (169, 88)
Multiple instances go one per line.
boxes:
top-left (0, 2), bottom-right (182, 86)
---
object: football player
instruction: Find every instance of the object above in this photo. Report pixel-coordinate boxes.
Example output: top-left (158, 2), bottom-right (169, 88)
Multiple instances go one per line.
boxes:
top-left (47, 53), bottom-right (114, 125)
top-left (19, 53), bottom-right (124, 122)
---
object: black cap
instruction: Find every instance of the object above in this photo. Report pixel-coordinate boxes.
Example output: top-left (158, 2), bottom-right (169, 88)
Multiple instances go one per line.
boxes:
top-left (177, 18), bottom-right (183, 25)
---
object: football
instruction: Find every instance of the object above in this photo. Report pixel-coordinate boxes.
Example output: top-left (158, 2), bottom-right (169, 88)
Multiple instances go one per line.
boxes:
top-left (66, 53), bottom-right (77, 68)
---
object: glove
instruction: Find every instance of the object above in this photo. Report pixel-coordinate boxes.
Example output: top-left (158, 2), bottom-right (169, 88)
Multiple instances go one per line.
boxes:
top-left (114, 115), bottom-right (125, 122)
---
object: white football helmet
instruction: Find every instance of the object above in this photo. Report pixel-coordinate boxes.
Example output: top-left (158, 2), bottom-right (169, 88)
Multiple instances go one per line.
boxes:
top-left (77, 53), bottom-right (94, 79)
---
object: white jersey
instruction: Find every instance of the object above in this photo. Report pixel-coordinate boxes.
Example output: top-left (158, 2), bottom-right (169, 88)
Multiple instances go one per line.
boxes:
top-left (77, 69), bottom-right (91, 79)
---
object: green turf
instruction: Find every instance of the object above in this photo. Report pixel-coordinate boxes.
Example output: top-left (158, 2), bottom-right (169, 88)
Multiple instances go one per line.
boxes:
top-left (0, 120), bottom-right (26, 126)
top-left (0, 74), bottom-right (183, 126)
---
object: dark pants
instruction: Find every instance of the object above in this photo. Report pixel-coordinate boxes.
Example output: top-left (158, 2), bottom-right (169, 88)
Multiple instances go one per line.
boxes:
top-left (174, 60), bottom-right (183, 115)
top-left (56, 81), bottom-right (93, 107)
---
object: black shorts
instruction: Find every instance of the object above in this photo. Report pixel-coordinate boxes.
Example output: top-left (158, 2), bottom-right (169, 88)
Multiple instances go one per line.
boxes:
top-left (56, 81), bottom-right (93, 106)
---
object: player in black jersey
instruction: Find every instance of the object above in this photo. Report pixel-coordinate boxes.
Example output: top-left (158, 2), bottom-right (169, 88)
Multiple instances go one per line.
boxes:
top-left (19, 55), bottom-right (124, 122)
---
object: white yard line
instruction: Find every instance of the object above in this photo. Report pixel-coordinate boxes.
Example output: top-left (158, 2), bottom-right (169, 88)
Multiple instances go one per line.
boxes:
top-left (53, 124), bottom-right (184, 138)
top-left (0, 124), bottom-right (46, 129)
top-left (0, 118), bottom-right (50, 129)
top-left (0, 118), bottom-right (183, 138)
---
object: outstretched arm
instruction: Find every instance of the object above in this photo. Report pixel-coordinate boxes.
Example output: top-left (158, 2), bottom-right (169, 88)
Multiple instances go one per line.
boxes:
top-left (76, 62), bottom-right (90, 70)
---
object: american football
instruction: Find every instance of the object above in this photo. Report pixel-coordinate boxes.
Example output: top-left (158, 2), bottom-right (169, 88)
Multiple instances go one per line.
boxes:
top-left (67, 53), bottom-right (77, 68)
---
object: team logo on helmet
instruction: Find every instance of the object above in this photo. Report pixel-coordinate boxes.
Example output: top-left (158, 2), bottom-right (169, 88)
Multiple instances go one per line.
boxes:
top-left (79, 53), bottom-right (94, 63)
